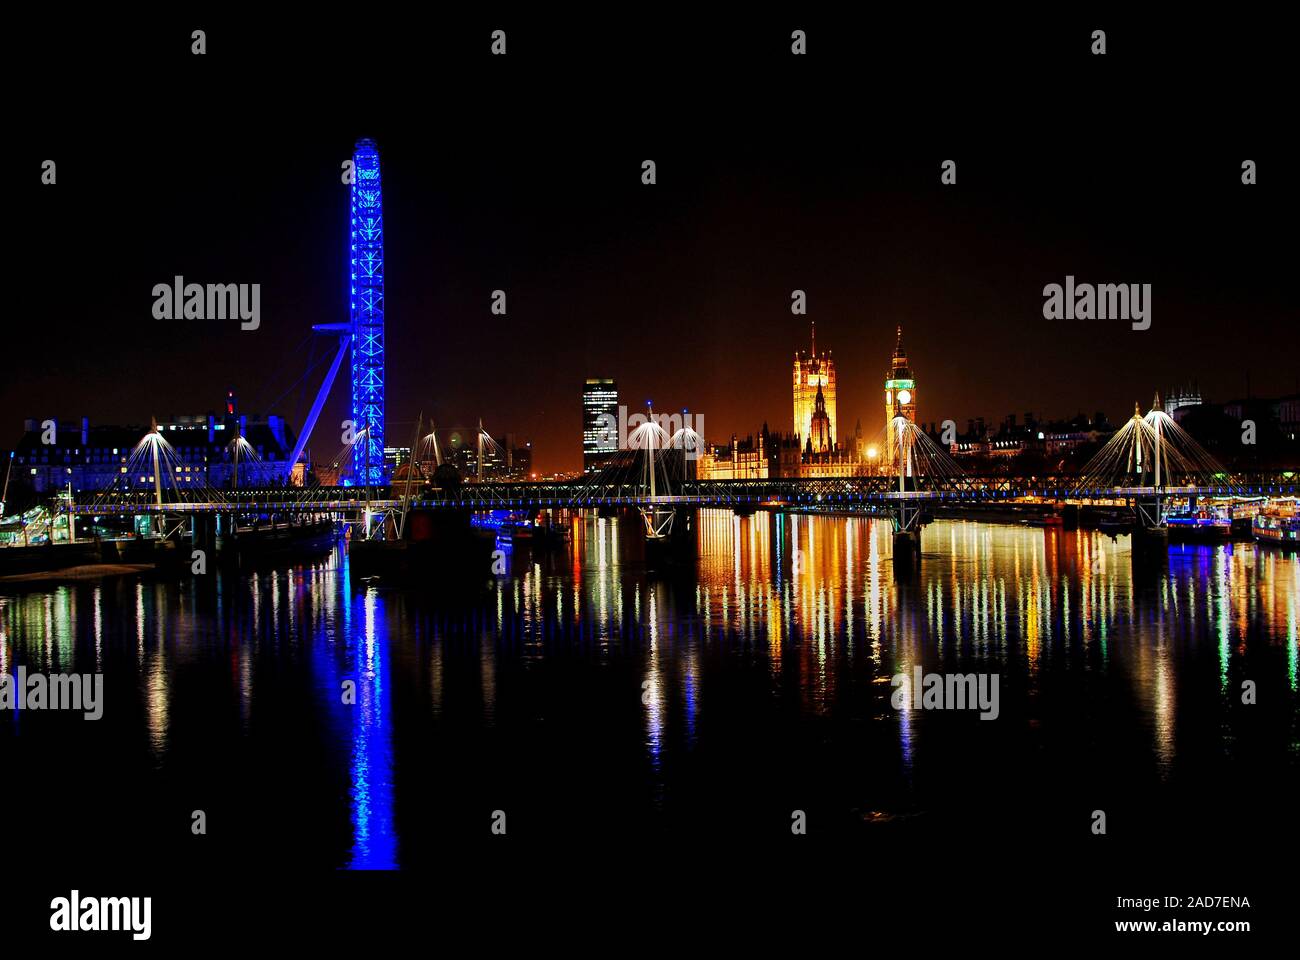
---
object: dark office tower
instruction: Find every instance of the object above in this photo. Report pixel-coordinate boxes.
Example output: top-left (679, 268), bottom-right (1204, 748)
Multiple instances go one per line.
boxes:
top-left (583, 378), bottom-right (619, 474)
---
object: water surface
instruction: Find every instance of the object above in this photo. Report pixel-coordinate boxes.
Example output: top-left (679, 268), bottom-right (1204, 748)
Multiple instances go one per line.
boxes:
top-left (3, 512), bottom-right (1296, 868)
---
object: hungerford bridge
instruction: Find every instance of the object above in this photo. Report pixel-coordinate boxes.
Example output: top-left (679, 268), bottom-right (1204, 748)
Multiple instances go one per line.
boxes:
top-left (67, 473), bottom-right (1300, 514)
top-left (63, 402), bottom-right (1297, 560)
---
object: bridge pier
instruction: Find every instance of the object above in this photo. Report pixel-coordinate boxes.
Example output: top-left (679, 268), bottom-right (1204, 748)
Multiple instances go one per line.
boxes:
top-left (1131, 494), bottom-right (1169, 566)
top-left (349, 507), bottom-right (495, 583)
top-left (192, 513), bottom-right (217, 558)
top-left (644, 507), bottom-right (698, 570)
top-left (1130, 527), bottom-right (1169, 581)
top-left (1134, 494), bottom-right (1164, 531)
top-left (891, 496), bottom-right (923, 567)
top-left (893, 529), bottom-right (921, 566)
top-left (1131, 523), bottom-right (1168, 553)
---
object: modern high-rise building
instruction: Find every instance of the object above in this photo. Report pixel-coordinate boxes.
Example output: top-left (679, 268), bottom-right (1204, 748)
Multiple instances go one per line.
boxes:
top-left (582, 378), bottom-right (619, 473)
top-left (446, 432), bottom-right (532, 481)
top-left (884, 326), bottom-right (917, 463)
top-left (793, 321), bottom-right (836, 452)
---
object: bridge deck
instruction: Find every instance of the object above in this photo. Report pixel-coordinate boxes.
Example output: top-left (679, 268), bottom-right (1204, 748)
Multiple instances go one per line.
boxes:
top-left (65, 475), bottom-right (1297, 514)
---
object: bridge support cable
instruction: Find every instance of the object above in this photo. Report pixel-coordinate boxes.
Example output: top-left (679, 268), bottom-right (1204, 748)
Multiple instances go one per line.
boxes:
top-left (1078, 398), bottom-right (1225, 495)
top-left (284, 327), bottom-right (352, 482)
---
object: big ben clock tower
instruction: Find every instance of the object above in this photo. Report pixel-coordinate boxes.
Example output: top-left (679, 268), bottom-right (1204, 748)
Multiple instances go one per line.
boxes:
top-left (884, 326), bottom-right (917, 463)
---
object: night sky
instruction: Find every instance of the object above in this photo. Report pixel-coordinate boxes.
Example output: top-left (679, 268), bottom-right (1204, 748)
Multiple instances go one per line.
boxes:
top-left (11, 13), bottom-right (1294, 474)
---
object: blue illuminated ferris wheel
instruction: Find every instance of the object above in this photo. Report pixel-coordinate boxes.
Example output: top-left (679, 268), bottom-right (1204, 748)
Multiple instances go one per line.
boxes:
top-left (350, 138), bottom-right (387, 485)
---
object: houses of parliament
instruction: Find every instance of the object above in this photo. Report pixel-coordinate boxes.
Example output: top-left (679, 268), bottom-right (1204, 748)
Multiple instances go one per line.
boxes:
top-left (696, 324), bottom-right (918, 480)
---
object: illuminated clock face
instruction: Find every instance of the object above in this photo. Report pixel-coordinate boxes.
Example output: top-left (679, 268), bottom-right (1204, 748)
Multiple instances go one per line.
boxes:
top-left (897, 389), bottom-right (912, 405)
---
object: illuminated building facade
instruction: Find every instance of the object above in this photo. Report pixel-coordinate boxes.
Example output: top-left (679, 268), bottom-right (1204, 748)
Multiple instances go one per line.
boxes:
top-left (350, 138), bottom-right (387, 485)
top-left (939, 412), bottom-right (1115, 463)
top-left (807, 386), bottom-right (832, 454)
top-left (695, 426), bottom-right (868, 480)
top-left (384, 446), bottom-right (411, 476)
top-left (793, 322), bottom-right (836, 453)
top-left (582, 378), bottom-right (619, 473)
top-left (702, 325), bottom-right (926, 480)
top-left (1165, 383), bottom-right (1203, 418)
top-left (695, 429), bottom-right (776, 480)
top-left (8, 398), bottom-right (296, 495)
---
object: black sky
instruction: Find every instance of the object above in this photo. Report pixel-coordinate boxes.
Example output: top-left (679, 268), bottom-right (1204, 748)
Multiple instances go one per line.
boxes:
top-left (10, 12), bottom-right (1296, 473)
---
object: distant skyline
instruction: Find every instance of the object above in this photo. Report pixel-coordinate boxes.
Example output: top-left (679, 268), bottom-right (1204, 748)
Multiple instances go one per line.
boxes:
top-left (12, 21), bottom-right (1293, 476)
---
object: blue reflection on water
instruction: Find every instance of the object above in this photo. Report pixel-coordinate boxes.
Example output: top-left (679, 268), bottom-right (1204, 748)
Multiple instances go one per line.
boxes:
top-left (341, 564), bottom-right (396, 869)
top-left (684, 662), bottom-right (698, 744)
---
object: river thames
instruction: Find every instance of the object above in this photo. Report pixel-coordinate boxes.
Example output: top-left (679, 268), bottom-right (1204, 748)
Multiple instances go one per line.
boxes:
top-left (3, 512), bottom-right (1297, 869)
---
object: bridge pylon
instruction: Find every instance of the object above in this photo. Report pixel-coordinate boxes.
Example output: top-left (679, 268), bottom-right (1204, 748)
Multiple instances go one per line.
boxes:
top-left (886, 416), bottom-right (938, 567)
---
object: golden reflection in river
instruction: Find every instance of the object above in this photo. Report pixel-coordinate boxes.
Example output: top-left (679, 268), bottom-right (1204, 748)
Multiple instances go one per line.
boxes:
top-left (1253, 547), bottom-right (1300, 691)
top-left (1289, 588), bottom-right (1298, 692)
top-left (2, 514), bottom-right (1293, 790)
top-left (144, 584), bottom-right (169, 762)
top-left (270, 569), bottom-right (281, 645)
top-left (644, 585), bottom-right (665, 783)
